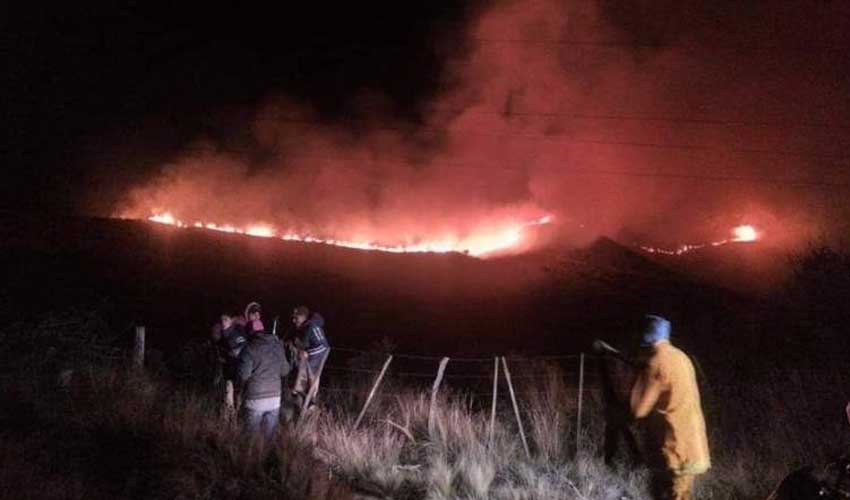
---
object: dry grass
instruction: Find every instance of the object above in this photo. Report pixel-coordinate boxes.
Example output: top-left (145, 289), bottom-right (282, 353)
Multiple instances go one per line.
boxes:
top-left (299, 384), bottom-right (646, 500)
top-left (3, 310), bottom-right (850, 500)
top-left (0, 364), bottom-right (354, 500)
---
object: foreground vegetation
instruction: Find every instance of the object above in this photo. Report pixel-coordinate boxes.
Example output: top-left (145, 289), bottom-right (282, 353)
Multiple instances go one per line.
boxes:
top-left (1, 324), bottom-right (847, 500)
top-left (2, 244), bottom-right (850, 499)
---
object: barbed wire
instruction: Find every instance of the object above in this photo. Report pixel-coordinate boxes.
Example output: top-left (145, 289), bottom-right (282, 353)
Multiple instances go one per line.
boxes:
top-left (330, 346), bottom-right (586, 363)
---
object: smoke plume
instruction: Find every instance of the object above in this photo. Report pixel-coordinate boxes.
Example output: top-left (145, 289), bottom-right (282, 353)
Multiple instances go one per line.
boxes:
top-left (119, 0), bottom-right (850, 252)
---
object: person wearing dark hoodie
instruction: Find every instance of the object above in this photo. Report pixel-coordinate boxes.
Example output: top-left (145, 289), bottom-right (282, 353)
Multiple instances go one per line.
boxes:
top-left (290, 305), bottom-right (330, 404)
top-left (212, 314), bottom-right (248, 381)
top-left (237, 317), bottom-right (291, 441)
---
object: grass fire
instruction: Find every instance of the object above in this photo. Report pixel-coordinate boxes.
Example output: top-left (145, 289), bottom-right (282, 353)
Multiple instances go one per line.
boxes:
top-left (641, 224), bottom-right (761, 256)
top-left (4, 1), bottom-right (850, 500)
top-left (141, 211), bottom-right (554, 257)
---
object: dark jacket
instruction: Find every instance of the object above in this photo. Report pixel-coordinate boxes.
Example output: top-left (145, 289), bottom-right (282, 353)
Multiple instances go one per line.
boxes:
top-left (297, 313), bottom-right (330, 373)
top-left (237, 332), bottom-right (291, 400)
top-left (219, 323), bottom-right (247, 360)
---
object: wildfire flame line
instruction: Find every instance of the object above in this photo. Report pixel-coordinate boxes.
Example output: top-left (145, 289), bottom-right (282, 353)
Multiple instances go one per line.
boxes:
top-left (144, 213), bottom-right (553, 257)
top-left (641, 225), bottom-right (759, 256)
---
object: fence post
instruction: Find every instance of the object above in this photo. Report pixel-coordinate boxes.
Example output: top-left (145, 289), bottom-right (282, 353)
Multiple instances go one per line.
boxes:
top-left (489, 356), bottom-right (499, 449)
top-left (354, 355), bottom-right (393, 429)
top-left (133, 326), bottom-right (145, 370)
top-left (428, 357), bottom-right (450, 437)
top-left (501, 356), bottom-right (530, 458)
top-left (576, 352), bottom-right (585, 457)
top-left (223, 380), bottom-right (236, 422)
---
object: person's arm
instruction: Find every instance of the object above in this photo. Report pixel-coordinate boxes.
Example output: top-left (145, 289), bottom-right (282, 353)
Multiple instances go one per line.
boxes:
top-left (211, 322), bottom-right (223, 342)
top-left (280, 347), bottom-right (292, 378)
top-left (237, 348), bottom-right (254, 384)
top-left (307, 325), bottom-right (329, 353)
top-left (630, 363), bottom-right (663, 419)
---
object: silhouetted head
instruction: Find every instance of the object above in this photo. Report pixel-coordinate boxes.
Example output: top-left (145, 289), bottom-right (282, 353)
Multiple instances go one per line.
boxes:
top-left (292, 305), bottom-right (310, 328)
top-left (245, 302), bottom-right (262, 322)
top-left (639, 314), bottom-right (671, 347)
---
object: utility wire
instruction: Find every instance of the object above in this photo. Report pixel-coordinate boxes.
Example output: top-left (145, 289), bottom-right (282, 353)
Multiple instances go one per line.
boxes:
top-left (248, 116), bottom-right (850, 158)
top-left (54, 115), bottom-right (850, 163)
top-left (75, 146), bottom-right (850, 189)
top-left (101, 145), bottom-right (850, 189)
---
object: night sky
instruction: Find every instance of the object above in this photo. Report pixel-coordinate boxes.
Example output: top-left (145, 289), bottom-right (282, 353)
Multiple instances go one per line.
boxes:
top-left (1, 3), bottom-right (476, 208)
top-left (3, 1), bottom-right (849, 249)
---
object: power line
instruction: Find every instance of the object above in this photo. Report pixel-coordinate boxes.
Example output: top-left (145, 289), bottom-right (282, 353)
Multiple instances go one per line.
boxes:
top-left (562, 167), bottom-right (850, 188)
top-left (251, 116), bottom-right (850, 158)
top-left (447, 110), bottom-right (850, 131)
top-left (468, 37), bottom-right (850, 53)
top-left (75, 142), bottom-right (850, 189)
top-left (216, 33), bottom-right (850, 54)
top-left (60, 114), bottom-right (850, 162)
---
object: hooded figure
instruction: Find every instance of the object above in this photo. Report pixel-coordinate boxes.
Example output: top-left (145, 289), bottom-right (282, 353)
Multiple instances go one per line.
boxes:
top-left (212, 314), bottom-right (248, 383)
top-left (630, 315), bottom-right (710, 500)
top-left (237, 319), bottom-right (291, 441)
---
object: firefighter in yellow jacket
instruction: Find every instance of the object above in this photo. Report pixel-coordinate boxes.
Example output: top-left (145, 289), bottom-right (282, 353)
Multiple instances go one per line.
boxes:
top-left (630, 315), bottom-right (711, 500)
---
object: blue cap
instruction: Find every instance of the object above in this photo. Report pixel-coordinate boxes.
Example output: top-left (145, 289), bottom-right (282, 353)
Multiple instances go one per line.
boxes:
top-left (640, 315), bottom-right (671, 346)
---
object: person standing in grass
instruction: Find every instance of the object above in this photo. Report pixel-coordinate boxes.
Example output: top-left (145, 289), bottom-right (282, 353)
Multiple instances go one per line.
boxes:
top-left (630, 315), bottom-right (711, 500)
top-left (290, 305), bottom-right (330, 408)
top-left (237, 316), bottom-right (291, 442)
top-left (212, 313), bottom-right (247, 382)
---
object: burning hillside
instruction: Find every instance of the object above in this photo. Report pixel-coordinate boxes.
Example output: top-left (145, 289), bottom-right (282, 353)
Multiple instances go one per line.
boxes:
top-left (641, 224), bottom-right (760, 256)
top-left (140, 211), bottom-right (553, 257)
top-left (109, 0), bottom-right (841, 259)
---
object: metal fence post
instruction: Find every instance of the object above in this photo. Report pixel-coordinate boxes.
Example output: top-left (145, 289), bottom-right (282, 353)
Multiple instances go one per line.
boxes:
top-left (502, 356), bottom-right (530, 459)
top-left (428, 357), bottom-right (450, 437)
top-left (489, 356), bottom-right (499, 449)
top-left (576, 352), bottom-right (585, 457)
top-left (133, 326), bottom-right (145, 369)
top-left (354, 355), bottom-right (393, 429)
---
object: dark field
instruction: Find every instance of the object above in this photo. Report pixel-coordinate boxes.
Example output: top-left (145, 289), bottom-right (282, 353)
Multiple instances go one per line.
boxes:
top-left (1, 213), bottom-right (849, 499)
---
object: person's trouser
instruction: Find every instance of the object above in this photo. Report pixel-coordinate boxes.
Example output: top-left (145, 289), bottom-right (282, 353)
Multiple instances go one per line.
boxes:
top-left (241, 406), bottom-right (280, 442)
top-left (652, 470), bottom-right (696, 500)
top-left (294, 352), bottom-right (327, 401)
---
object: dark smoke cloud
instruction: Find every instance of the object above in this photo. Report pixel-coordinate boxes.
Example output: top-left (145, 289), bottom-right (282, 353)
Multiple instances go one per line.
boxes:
top-left (118, 0), bottom-right (850, 251)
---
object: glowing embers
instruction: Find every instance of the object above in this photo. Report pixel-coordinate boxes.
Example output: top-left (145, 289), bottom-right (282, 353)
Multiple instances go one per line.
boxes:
top-left (145, 213), bottom-right (553, 257)
top-left (641, 225), bottom-right (760, 256)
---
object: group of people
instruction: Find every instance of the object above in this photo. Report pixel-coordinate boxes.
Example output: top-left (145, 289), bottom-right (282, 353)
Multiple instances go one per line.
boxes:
top-left (210, 301), bottom-right (330, 441)
top-left (211, 306), bottom-right (708, 500)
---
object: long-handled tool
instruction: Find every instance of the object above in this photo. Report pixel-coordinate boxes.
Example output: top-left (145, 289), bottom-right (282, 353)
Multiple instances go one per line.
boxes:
top-left (592, 339), bottom-right (635, 366)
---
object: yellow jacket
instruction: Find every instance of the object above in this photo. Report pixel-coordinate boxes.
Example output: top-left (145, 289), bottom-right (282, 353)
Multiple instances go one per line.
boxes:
top-left (630, 341), bottom-right (711, 475)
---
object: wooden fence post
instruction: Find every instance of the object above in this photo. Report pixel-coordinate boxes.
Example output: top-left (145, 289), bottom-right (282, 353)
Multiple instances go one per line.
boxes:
top-left (354, 355), bottom-right (393, 429)
top-left (576, 352), bottom-right (585, 457)
top-left (133, 326), bottom-right (145, 369)
top-left (489, 356), bottom-right (499, 449)
top-left (223, 380), bottom-right (236, 422)
top-left (501, 356), bottom-right (530, 458)
top-left (428, 357), bottom-right (450, 437)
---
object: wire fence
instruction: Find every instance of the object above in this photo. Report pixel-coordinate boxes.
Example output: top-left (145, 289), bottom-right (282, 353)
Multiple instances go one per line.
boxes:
top-left (296, 345), bottom-right (607, 418)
